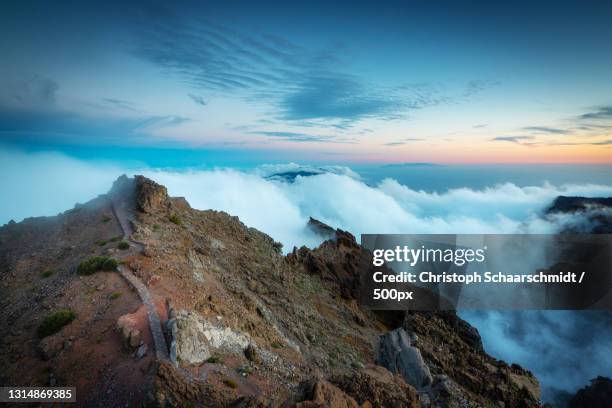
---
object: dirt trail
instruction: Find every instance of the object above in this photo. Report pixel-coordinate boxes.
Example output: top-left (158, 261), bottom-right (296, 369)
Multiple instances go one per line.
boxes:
top-left (111, 199), bottom-right (169, 360)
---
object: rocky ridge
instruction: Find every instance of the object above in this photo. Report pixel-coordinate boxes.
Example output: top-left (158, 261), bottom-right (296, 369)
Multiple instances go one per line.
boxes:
top-left (0, 175), bottom-right (544, 407)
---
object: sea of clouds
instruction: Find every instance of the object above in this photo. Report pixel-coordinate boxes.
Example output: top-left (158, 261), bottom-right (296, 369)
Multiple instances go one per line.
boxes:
top-left (2, 147), bottom-right (612, 405)
top-left (4, 149), bottom-right (612, 249)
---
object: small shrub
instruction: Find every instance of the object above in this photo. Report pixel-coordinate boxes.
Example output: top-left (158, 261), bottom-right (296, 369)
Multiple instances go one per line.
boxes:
top-left (40, 269), bottom-right (54, 278)
top-left (271, 341), bottom-right (283, 349)
top-left (101, 258), bottom-right (118, 270)
top-left (117, 241), bottom-right (129, 250)
top-left (101, 215), bottom-right (111, 223)
top-left (223, 379), bottom-right (237, 389)
top-left (95, 240), bottom-right (107, 247)
top-left (109, 236), bottom-right (121, 242)
top-left (168, 214), bottom-right (182, 225)
top-left (38, 309), bottom-right (76, 338)
top-left (153, 224), bottom-right (160, 231)
top-left (272, 241), bottom-right (283, 253)
top-left (109, 291), bottom-right (122, 300)
top-left (206, 355), bottom-right (222, 364)
top-left (77, 256), bottom-right (118, 275)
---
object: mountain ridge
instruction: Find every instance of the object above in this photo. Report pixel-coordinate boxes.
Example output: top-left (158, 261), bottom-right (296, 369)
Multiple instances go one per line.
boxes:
top-left (0, 175), bottom-right (568, 407)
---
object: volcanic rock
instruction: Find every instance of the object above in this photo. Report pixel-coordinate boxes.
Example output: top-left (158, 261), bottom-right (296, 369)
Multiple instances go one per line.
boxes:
top-left (376, 327), bottom-right (432, 390)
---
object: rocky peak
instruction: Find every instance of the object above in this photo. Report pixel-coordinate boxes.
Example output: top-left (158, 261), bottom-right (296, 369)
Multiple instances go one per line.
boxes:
top-left (547, 196), bottom-right (612, 214)
top-left (134, 175), bottom-right (169, 214)
top-left (307, 217), bottom-right (337, 240)
top-left (569, 376), bottom-right (612, 408)
top-left (108, 175), bottom-right (170, 214)
top-left (546, 196), bottom-right (612, 234)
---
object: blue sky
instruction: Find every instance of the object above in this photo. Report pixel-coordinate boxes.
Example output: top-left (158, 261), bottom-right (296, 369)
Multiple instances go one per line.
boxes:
top-left (1, 0), bottom-right (612, 165)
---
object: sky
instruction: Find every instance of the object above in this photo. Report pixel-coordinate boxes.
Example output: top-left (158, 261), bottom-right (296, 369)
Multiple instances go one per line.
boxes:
top-left (1, 0), bottom-right (612, 164)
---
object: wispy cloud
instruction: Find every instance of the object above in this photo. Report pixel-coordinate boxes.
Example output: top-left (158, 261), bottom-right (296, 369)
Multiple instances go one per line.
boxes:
top-left (384, 138), bottom-right (425, 146)
top-left (129, 11), bottom-right (493, 126)
top-left (579, 106), bottom-right (612, 120)
top-left (278, 75), bottom-right (408, 122)
top-left (544, 139), bottom-right (612, 146)
top-left (4, 75), bottom-right (59, 107)
top-left (491, 135), bottom-right (535, 143)
top-left (188, 93), bottom-right (207, 106)
top-left (0, 107), bottom-right (192, 146)
top-left (523, 126), bottom-right (569, 135)
top-left (249, 130), bottom-right (350, 143)
top-left (100, 98), bottom-right (139, 113)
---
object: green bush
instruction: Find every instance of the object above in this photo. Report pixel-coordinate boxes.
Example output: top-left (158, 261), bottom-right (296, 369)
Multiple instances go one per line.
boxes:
top-left (38, 309), bottom-right (76, 338)
top-left (40, 269), bottom-right (54, 278)
top-left (95, 240), bottom-right (107, 247)
top-left (223, 379), bottom-right (237, 389)
top-left (101, 215), bottom-right (111, 223)
top-left (117, 241), bottom-right (129, 250)
top-left (102, 258), bottom-right (118, 270)
top-left (77, 256), bottom-right (118, 275)
top-left (168, 214), bottom-right (182, 225)
top-left (109, 291), bottom-right (122, 300)
top-left (206, 355), bottom-right (222, 364)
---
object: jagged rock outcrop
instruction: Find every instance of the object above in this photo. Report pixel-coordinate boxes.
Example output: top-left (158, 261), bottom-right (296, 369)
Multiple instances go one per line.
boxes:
top-left (307, 217), bottom-right (337, 240)
top-left (332, 365), bottom-right (420, 408)
top-left (569, 376), bottom-right (612, 408)
top-left (135, 176), bottom-right (170, 214)
top-left (547, 196), bottom-right (612, 233)
top-left (403, 311), bottom-right (540, 407)
top-left (288, 225), bottom-right (363, 300)
top-left (376, 327), bottom-right (432, 390)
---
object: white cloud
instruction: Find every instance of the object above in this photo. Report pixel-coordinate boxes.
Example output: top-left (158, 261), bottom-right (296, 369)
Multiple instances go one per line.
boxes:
top-left (2, 148), bottom-right (612, 250)
top-left (0, 148), bottom-right (123, 223)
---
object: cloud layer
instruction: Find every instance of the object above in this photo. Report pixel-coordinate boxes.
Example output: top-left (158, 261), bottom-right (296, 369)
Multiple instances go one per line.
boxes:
top-left (4, 149), bottom-right (612, 246)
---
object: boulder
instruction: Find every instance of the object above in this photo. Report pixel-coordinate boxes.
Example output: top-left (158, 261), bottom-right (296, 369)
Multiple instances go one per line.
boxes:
top-left (173, 310), bottom-right (250, 366)
top-left (376, 328), bottom-right (432, 390)
top-left (174, 312), bottom-right (212, 365)
top-left (117, 314), bottom-right (142, 350)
